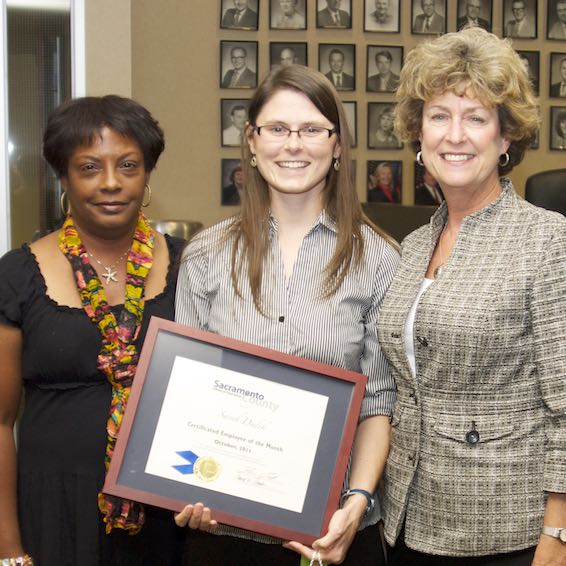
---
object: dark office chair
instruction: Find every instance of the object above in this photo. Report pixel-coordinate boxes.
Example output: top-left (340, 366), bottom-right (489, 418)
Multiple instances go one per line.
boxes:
top-left (524, 169), bottom-right (566, 216)
top-left (148, 219), bottom-right (203, 240)
top-left (362, 203), bottom-right (436, 243)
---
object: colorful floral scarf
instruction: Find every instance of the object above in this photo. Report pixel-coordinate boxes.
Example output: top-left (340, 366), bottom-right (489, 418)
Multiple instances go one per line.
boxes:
top-left (58, 213), bottom-right (154, 534)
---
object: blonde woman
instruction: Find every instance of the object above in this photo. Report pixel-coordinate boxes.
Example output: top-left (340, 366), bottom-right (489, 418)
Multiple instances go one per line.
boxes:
top-left (378, 28), bottom-right (566, 565)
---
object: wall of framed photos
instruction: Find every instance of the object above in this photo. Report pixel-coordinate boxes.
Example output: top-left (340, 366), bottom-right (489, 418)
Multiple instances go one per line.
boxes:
top-left (128, 0), bottom-right (566, 227)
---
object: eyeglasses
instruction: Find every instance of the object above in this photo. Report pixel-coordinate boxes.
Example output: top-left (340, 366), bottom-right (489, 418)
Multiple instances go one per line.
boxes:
top-left (254, 124), bottom-right (337, 142)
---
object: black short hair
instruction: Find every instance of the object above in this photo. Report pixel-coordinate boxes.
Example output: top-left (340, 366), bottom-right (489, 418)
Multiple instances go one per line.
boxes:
top-left (43, 95), bottom-right (165, 177)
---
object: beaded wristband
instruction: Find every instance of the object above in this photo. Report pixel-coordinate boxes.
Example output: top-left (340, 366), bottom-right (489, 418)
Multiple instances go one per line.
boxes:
top-left (339, 488), bottom-right (375, 516)
top-left (0, 555), bottom-right (33, 566)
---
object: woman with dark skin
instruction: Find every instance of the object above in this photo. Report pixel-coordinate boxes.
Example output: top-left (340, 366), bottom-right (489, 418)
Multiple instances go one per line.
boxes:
top-left (0, 96), bottom-right (185, 565)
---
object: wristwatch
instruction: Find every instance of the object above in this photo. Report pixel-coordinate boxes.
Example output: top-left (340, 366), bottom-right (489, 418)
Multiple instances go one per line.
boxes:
top-left (541, 526), bottom-right (566, 543)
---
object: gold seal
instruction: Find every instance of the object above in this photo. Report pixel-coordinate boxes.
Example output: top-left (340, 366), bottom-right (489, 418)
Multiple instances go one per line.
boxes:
top-left (194, 456), bottom-right (221, 482)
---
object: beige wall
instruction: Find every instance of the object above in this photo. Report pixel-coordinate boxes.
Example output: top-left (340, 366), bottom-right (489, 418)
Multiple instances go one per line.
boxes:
top-left (86, 1), bottom-right (566, 229)
top-left (85, 0), bottom-right (131, 96)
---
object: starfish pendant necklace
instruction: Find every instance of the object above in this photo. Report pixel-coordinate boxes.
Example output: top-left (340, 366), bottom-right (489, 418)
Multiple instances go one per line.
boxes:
top-left (88, 248), bottom-right (129, 284)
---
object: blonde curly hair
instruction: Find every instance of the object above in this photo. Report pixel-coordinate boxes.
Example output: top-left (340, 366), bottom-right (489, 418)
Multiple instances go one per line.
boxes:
top-left (395, 27), bottom-right (539, 174)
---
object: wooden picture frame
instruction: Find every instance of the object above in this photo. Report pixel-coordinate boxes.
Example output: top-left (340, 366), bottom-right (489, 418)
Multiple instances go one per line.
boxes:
top-left (103, 318), bottom-right (368, 544)
top-left (367, 160), bottom-right (403, 204)
top-left (316, 0), bottom-right (352, 29)
top-left (220, 0), bottom-right (259, 30)
top-left (318, 43), bottom-right (356, 91)
top-left (411, 0), bottom-right (447, 34)
top-left (220, 41), bottom-right (258, 89)
top-left (364, 0), bottom-right (400, 32)
top-left (269, 0), bottom-right (307, 29)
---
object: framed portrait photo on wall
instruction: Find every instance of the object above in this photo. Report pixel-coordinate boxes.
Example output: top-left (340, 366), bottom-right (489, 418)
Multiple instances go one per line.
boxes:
top-left (503, 0), bottom-right (537, 38)
top-left (549, 52), bottom-right (566, 97)
top-left (456, 0), bottom-right (492, 32)
top-left (220, 0), bottom-right (259, 30)
top-left (414, 162), bottom-right (444, 206)
top-left (364, 0), bottom-right (400, 32)
top-left (517, 50), bottom-right (540, 96)
top-left (411, 0), bottom-right (447, 34)
top-left (367, 160), bottom-right (402, 204)
top-left (547, 0), bottom-right (566, 40)
top-left (316, 0), bottom-right (352, 28)
top-left (342, 101), bottom-right (357, 147)
top-left (367, 103), bottom-right (403, 150)
top-left (550, 106), bottom-right (566, 149)
top-left (220, 41), bottom-right (258, 89)
top-left (270, 0), bottom-right (307, 29)
top-left (269, 42), bottom-right (308, 68)
top-left (366, 45), bottom-right (402, 93)
top-left (319, 43), bottom-right (356, 91)
top-left (221, 159), bottom-right (243, 206)
top-left (220, 99), bottom-right (249, 147)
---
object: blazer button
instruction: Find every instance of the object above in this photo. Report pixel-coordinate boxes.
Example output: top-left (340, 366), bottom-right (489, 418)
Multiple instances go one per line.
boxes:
top-left (466, 421), bottom-right (480, 445)
top-left (417, 336), bottom-right (429, 347)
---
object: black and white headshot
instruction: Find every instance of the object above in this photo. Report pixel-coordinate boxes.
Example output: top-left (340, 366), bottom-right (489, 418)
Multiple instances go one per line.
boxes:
top-left (220, 0), bottom-right (259, 30)
top-left (221, 99), bottom-right (249, 147)
top-left (364, 0), bottom-right (400, 32)
top-left (517, 50), bottom-right (540, 96)
top-left (368, 103), bottom-right (403, 149)
top-left (319, 44), bottom-right (355, 91)
top-left (366, 46), bottom-right (402, 93)
top-left (457, 0), bottom-right (492, 31)
top-left (221, 159), bottom-right (244, 206)
top-left (503, 0), bottom-right (536, 38)
top-left (220, 41), bottom-right (258, 89)
top-left (548, 0), bottom-right (566, 39)
top-left (550, 53), bottom-right (566, 97)
top-left (316, 0), bottom-right (352, 28)
top-left (550, 107), bottom-right (566, 149)
top-left (342, 101), bottom-right (357, 147)
top-left (270, 0), bottom-right (306, 29)
top-left (412, 0), bottom-right (446, 34)
top-left (270, 42), bottom-right (308, 68)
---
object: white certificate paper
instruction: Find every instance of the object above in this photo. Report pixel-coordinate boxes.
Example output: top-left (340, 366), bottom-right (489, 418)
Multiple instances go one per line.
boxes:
top-left (145, 356), bottom-right (329, 512)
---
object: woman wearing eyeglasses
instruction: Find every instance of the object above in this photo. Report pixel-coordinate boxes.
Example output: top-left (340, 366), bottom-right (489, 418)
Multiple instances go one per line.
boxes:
top-left (174, 65), bottom-right (399, 565)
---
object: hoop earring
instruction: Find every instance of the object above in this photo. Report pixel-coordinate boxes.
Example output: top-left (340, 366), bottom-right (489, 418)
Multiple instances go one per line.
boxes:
top-left (250, 155), bottom-right (257, 168)
top-left (142, 184), bottom-right (152, 207)
top-left (499, 152), bottom-right (510, 167)
top-left (333, 158), bottom-right (341, 172)
top-left (416, 151), bottom-right (425, 167)
top-left (60, 192), bottom-right (70, 216)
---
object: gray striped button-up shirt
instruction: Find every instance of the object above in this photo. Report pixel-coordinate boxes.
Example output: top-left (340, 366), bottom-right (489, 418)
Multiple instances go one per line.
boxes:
top-left (175, 210), bottom-right (399, 542)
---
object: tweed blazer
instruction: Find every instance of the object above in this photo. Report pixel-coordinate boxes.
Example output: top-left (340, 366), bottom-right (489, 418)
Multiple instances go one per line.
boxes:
top-left (378, 181), bottom-right (566, 557)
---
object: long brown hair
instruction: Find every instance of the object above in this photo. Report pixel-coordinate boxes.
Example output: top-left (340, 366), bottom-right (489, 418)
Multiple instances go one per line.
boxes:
top-left (227, 65), bottom-right (393, 313)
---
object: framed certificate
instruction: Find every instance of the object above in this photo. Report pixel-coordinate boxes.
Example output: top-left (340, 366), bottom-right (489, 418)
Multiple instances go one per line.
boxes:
top-left (103, 317), bottom-right (367, 544)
